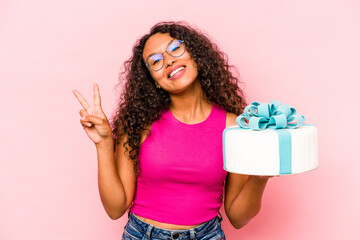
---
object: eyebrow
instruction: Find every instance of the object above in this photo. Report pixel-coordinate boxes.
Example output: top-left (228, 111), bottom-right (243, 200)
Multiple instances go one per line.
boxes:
top-left (145, 39), bottom-right (177, 60)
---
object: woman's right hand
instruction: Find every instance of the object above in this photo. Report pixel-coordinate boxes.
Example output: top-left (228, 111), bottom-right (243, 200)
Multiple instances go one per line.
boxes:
top-left (72, 83), bottom-right (113, 145)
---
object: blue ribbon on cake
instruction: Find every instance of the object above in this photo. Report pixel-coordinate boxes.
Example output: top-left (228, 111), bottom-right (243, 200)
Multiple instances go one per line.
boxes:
top-left (236, 100), bottom-right (305, 174)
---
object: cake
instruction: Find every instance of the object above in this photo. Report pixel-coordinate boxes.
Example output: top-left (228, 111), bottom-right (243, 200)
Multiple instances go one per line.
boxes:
top-left (222, 100), bottom-right (318, 175)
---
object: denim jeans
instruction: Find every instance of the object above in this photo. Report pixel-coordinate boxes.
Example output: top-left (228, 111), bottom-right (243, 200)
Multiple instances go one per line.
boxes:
top-left (122, 211), bottom-right (226, 240)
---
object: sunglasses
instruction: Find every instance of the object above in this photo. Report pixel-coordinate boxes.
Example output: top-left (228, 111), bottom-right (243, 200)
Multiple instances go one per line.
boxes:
top-left (145, 39), bottom-right (186, 71)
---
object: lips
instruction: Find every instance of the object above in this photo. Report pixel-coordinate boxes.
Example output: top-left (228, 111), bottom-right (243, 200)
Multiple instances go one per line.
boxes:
top-left (167, 65), bottom-right (186, 78)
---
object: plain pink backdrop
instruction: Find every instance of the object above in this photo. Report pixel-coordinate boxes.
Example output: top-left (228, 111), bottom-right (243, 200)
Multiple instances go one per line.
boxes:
top-left (1, 0), bottom-right (359, 239)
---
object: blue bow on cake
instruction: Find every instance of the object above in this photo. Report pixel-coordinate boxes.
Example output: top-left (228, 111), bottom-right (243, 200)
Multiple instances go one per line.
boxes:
top-left (236, 100), bottom-right (305, 131)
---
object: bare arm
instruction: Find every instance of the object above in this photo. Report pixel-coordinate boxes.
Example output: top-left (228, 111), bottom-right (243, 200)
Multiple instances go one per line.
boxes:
top-left (96, 139), bottom-right (128, 219)
top-left (225, 174), bottom-right (269, 229)
top-left (224, 112), bottom-right (271, 229)
top-left (73, 83), bottom-right (134, 220)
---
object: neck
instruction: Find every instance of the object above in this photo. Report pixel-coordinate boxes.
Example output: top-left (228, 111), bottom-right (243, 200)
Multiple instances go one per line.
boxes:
top-left (168, 79), bottom-right (212, 122)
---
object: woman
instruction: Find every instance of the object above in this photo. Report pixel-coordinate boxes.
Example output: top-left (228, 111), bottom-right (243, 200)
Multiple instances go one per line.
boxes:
top-left (73, 21), bottom-right (270, 240)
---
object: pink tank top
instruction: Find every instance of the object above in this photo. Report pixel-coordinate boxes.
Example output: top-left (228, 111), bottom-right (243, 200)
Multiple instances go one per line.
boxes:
top-left (129, 102), bottom-right (228, 225)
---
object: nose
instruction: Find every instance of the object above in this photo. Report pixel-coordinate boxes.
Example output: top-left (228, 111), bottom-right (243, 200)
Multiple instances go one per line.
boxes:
top-left (164, 52), bottom-right (176, 67)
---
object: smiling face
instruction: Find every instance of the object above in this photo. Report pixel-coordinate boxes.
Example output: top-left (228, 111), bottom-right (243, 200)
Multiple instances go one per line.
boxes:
top-left (142, 33), bottom-right (199, 94)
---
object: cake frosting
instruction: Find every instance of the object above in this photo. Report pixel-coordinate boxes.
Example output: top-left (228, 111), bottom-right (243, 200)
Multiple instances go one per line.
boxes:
top-left (222, 100), bottom-right (318, 175)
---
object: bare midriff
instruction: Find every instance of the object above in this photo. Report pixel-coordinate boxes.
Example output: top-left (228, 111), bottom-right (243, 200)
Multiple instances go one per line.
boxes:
top-left (134, 213), bottom-right (204, 230)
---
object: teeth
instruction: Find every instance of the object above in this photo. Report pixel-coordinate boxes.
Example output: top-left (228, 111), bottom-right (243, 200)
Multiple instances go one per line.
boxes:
top-left (169, 66), bottom-right (185, 78)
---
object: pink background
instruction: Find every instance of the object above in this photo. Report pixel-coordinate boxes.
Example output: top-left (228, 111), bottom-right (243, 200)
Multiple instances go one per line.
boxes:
top-left (1, 0), bottom-right (359, 239)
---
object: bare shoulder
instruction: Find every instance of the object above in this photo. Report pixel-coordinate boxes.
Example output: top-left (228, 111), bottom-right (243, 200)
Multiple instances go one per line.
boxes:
top-left (226, 112), bottom-right (238, 128)
top-left (140, 123), bottom-right (152, 146)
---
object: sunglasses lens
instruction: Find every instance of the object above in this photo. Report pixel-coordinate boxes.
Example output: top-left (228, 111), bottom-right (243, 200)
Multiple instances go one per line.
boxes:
top-left (148, 54), bottom-right (164, 71)
top-left (168, 40), bottom-right (185, 57)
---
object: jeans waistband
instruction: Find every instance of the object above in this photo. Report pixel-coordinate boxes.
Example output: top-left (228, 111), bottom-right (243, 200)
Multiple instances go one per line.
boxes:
top-left (127, 211), bottom-right (223, 239)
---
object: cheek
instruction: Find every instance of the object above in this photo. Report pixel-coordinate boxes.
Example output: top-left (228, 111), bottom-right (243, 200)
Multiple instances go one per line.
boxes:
top-left (185, 54), bottom-right (198, 70)
top-left (192, 61), bottom-right (198, 71)
top-left (189, 59), bottom-right (198, 74)
top-left (151, 69), bottom-right (165, 81)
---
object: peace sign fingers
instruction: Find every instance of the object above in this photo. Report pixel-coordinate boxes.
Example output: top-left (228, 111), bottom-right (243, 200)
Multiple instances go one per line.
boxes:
top-left (73, 83), bottom-right (102, 109)
top-left (72, 89), bottom-right (91, 110)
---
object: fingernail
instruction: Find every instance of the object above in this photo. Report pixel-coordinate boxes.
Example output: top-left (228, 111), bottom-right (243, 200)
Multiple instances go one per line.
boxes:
top-left (81, 117), bottom-right (86, 120)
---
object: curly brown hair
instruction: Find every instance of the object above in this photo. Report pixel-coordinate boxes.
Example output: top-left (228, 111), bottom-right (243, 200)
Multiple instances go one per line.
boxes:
top-left (110, 21), bottom-right (247, 178)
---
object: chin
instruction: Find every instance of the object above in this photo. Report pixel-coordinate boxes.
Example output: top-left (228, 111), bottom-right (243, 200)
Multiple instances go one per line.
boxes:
top-left (168, 79), bottom-right (200, 95)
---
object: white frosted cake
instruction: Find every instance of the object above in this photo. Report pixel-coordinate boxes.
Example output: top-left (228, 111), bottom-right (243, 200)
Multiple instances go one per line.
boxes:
top-left (222, 101), bottom-right (318, 176)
